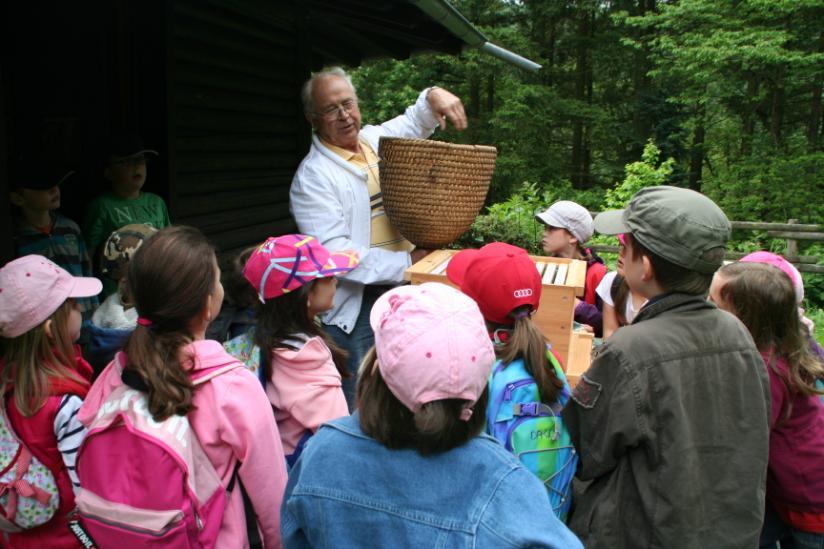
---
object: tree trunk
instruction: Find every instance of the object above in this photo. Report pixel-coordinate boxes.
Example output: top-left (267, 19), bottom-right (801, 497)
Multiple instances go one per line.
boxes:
top-left (741, 74), bottom-right (758, 156)
top-left (807, 35), bottom-right (823, 151)
top-left (769, 66), bottom-right (785, 146)
top-left (570, 1), bottom-right (591, 188)
top-left (468, 75), bottom-right (480, 118)
top-left (486, 74), bottom-right (495, 113)
top-left (688, 114), bottom-right (705, 191)
top-left (808, 80), bottom-right (822, 151)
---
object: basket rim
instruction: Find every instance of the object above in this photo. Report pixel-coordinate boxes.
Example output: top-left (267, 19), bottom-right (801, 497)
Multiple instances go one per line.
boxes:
top-left (378, 136), bottom-right (497, 154)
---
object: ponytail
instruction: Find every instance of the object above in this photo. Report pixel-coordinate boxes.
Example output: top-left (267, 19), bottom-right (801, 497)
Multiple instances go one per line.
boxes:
top-left (123, 226), bottom-right (216, 422)
top-left (611, 274), bottom-right (631, 326)
top-left (123, 327), bottom-right (196, 421)
top-left (496, 307), bottom-right (563, 404)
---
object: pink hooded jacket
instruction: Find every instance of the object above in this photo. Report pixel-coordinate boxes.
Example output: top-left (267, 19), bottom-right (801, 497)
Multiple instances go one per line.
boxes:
top-left (78, 340), bottom-right (286, 549)
top-left (267, 336), bottom-right (349, 454)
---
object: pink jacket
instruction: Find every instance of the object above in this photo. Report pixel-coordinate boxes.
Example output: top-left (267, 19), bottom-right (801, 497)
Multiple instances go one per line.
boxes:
top-left (267, 336), bottom-right (349, 454)
top-left (78, 340), bottom-right (286, 549)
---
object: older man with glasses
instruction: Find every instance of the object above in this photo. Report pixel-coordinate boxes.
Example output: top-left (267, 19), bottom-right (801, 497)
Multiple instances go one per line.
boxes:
top-left (290, 66), bottom-right (467, 410)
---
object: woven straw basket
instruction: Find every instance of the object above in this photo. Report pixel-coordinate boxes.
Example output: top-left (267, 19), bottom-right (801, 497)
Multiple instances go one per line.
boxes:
top-left (378, 137), bottom-right (497, 249)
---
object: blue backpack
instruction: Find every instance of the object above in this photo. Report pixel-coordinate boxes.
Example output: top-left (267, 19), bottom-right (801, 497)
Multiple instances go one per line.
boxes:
top-left (486, 348), bottom-right (578, 521)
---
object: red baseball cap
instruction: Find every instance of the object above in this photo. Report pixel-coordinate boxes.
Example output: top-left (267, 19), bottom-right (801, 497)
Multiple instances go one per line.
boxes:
top-left (446, 242), bottom-right (541, 325)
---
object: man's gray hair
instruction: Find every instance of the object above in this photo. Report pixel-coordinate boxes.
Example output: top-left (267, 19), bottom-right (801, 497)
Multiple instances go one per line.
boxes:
top-left (301, 67), bottom-right (357, 114)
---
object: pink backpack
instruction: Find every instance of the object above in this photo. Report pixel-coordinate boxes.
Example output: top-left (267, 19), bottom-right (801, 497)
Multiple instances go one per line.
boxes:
top-left (74, 354), bottom-right (242, 548)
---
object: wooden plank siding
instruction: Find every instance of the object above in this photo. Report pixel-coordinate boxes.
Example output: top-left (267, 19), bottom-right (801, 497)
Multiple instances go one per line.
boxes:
top-left (169, 0), bottom-right (301, 256)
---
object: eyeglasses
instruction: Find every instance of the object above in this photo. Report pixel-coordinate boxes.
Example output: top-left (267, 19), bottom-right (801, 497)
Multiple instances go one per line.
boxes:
top-left (312, 99), bottom-right (357, 121)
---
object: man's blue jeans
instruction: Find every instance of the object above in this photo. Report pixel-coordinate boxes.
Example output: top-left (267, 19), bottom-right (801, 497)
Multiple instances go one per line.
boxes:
top-left (325, 285), bottom-right (390, 411)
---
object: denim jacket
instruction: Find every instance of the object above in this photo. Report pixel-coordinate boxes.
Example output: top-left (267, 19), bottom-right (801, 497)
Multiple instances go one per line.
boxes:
top-left (281, 414), bottom-right (581, 548)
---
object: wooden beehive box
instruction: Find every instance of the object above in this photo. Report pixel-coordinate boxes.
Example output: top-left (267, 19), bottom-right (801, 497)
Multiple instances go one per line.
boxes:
top-left (405, 249), bottom-right (589, 371)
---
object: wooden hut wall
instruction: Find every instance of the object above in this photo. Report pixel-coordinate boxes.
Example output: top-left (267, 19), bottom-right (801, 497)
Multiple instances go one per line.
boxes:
top-left (169, 0), bottom-right (303, 256)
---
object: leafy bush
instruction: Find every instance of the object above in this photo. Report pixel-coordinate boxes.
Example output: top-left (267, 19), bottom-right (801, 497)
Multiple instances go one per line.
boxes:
top-left (457, 180), bottom-right (605, 254)
top-left (603, 141), bottom-right (675, 209)
top-left (458, 140), bottom-right (823, 317)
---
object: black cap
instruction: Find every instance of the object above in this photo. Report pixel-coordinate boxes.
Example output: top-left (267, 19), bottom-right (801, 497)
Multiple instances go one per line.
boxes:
top-left (11, 152), bottom-right (76, 190)
top-left (105, 133), bottom-right (159, 162)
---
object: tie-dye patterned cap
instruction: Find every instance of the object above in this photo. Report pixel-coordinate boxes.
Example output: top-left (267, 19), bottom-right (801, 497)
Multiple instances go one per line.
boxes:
top-left (242, 234), bottom-right (359, 302)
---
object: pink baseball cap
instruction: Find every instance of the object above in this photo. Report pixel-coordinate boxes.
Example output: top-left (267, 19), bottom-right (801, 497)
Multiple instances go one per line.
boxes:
top-left (0, 255), bottom-right (102, 338)
top-left (243, 234), bottom-right (359, 302)
top-left (740, 251), bottom-right (804, 304)
top-left (370, 282), bottom-right (495, 418)
top-left (446, 242), bottom-right (541, 325)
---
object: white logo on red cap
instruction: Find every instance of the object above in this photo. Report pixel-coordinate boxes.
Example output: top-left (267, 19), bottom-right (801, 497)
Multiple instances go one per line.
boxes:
top-left (513, 289), bottom-right (533, 298)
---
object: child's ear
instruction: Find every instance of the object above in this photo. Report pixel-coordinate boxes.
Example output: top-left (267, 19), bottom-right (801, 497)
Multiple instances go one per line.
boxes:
top-left (641, 255), bottom-right (655, 282)
top-left (43, 318), bottom-right (54, 340)
top-left (103, 165), bottom-right (112, 182)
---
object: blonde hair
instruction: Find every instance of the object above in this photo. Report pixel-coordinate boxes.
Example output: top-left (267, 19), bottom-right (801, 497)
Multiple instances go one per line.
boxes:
top-left (495, 307), bottom-right (563, 404)
top-left (1, 301), bottom-right (87, 416)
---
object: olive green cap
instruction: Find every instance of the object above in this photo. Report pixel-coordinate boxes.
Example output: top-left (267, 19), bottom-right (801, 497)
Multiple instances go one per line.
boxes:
top-left (593, 186), bottom-right (730, 274)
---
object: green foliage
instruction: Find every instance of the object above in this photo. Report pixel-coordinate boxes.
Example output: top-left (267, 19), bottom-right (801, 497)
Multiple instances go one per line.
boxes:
top-left (808, 309), bottom-right (824, 346)
top-left (603, 141), bottom-right (675, 209)
top-left (345, 0), bottom-right (823, 309)
top-left (458, 179), bottom-right (605, 254)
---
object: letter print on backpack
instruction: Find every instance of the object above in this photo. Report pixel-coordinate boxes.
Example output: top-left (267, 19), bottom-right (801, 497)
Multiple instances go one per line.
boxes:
top-left (486, 349), bottom-right (578, 521)
top-left (75, 353), bottom-right (241, 547)
top-left (0, 402), bottom-right (60, 532)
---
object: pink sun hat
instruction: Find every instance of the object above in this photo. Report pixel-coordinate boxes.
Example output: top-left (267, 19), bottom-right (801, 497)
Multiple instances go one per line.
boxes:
top-left (370, 282), bottom-right (495, 420)
top-left (0, 255), bottom-right (102, 338)
top-left (243, 234), bottom-right (359, 302)
top-left (740, 251), bottom-right (804, 304)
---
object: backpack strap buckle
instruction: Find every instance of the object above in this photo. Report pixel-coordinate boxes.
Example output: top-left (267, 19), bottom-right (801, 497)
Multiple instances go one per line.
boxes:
top-left (513, 402), bottom-right (556, 417)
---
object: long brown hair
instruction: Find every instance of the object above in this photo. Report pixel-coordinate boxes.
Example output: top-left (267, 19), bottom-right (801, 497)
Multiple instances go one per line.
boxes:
top-left (124, 226), bottom-right (218, 421)
top-left (610, 274), bottom-right (631, 326)
top-left (1, 300), bottom-right (88, 416)
top-left (494, 307), bottom-right (563, 404)
top-left (356, 348), bottom-right (488, 455)
top-left (717, 262), bottom-right (824, 419)
top-left (253, 281), bottom-right (348, 381)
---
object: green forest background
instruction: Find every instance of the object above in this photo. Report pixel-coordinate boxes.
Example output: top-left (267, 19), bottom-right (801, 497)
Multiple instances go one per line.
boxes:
top-left (349, 0), bottom-right (824, 342)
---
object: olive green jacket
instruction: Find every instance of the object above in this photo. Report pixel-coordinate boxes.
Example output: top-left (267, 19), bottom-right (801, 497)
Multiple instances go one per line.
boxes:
top-left (562, 292), bottom-right (770, 549)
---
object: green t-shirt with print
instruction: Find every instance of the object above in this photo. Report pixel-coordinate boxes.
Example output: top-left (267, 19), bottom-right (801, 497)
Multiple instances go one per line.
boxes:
top-left (84, 191), bottom-right (170, 296)
top-left (84, 191), bottom-right (171, 254)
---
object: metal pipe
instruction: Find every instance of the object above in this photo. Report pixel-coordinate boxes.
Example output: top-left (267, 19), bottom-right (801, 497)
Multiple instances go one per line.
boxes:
top-left (480, 42), bottom-right (542, 72)
top-left (410, 0), bottom-right (542, 72)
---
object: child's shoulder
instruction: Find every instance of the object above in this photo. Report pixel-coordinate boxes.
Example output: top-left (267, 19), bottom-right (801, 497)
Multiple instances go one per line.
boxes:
top-left (138, 192), bottom-right (167, 205)
top-left (51, 212), bottom-right (83, 233)
top-left (272, 335), bottom-right (332, 368)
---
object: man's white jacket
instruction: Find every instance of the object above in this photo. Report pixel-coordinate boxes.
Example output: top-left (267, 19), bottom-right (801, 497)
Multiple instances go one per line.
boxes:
top-left (290, 89), bottom-right (440, 333)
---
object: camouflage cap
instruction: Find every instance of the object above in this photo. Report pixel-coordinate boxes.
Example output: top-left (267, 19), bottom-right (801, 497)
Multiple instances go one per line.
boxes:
top-left (100, 224), bottom-right (158, 280)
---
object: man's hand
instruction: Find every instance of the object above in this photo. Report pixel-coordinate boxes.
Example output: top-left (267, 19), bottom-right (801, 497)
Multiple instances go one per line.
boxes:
top-left (411, 248), bottom-right (432, 264)
top-left (427, 87), bottom-right (468, 131)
